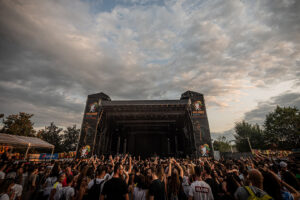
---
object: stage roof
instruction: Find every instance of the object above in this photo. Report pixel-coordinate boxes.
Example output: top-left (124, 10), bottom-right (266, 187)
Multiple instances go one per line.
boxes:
top-left (101, 99), bottom-right (190, 106)
top-left (0, 133), bottom-right (54, 149)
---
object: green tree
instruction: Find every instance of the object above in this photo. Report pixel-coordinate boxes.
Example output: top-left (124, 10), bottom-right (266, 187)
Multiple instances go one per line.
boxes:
top-left (62, 125), bottom-right (80, 152)
top-left (234, 121), bottom-right (264, 152)
top-left (40, 122), bottom-right (63, 152)
top-left (1, 112), bottom-right (36, 136)
top-left (264, 106), bottom-right (300, 150)
top-left (213, 136), bottom-right (231, 152)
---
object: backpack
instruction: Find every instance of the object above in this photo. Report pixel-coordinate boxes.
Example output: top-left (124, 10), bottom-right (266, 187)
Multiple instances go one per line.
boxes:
top-left (244, 186), bottom-right (273, 200)
top-left (87, 179), bottom-right (105, 199)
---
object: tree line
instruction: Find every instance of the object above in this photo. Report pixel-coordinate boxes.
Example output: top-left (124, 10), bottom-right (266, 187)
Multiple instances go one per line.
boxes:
top-left (0, 113), bottom-right (80, 153)
top-left (213, 105), bottom-right (300, 152)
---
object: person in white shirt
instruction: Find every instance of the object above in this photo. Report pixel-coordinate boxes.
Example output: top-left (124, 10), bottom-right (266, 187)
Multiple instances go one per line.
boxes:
top-left (87, 166), bottom-right (107, 199)
top-left (60, 175), bottom-right (75, 200)
top-left (0, 164), bottom-right (7, 182)
top-left (188, 166), bottom-right (214, 200)
top-left (0, 179), bottom-right (15, 200)
top-left (88, 166), bottom-right (106, 190)
top-left (50, 173), bottom-right (66, 200)
top-left (11, 183), bottom-right (22, 200)
top-left (132, 175), bottom-right (147, 200)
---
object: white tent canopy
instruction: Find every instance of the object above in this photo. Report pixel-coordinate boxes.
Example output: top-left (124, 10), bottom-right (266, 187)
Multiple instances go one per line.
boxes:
top-left (0, 133), bottom-right (54, 149)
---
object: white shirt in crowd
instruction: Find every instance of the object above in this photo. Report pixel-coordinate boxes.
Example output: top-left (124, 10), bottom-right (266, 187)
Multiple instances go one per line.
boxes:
top-left (0, 171), bottom-right (5, 179)
top-left (104, 173), bottom-right (113, 181)
top-left (43, 177), bottom-right (57, 196)
top-left (182, 176), bottom-right (191, 197)
top-left (0, 194), bottom-right (9, 200)
top-left (87, 178), bottom-right (105, 193)
top-left (53, 182), bottom-right (63, 200)
top-left (60, 186), bottom-right (75, 200)
top-left (6, 172), bottom-right (16, 179)
top-left (132, 187), bottom-right (147, 200)
top-left (22, 172), bottom-right (28, 188)
top-left (189, 180), bottom-right (214, 200)
top-left (11, 184), bottom-right (23, 200)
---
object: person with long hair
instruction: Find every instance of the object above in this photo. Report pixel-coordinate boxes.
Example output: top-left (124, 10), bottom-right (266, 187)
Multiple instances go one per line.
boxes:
top-left (149, 165), bottom-right (166, 200)
top-left (43, 162), bottom-right (60, 198)
top-left (263, 169), bottom-right (300, 200)
top-left (132, 175), bottom-right (148, 200)
top-left (168, 158), bottom-right (185, 200)
top-left (0, 179), bottom-right (15, 200)
top-left (234, 169), bottom-right (272, 200)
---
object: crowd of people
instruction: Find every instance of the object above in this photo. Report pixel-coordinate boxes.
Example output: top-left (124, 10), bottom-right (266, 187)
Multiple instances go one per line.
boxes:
top-left (0, 152), bottom-right (299, 200)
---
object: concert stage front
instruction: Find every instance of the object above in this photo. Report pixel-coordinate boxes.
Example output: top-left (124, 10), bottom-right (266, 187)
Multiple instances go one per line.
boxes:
top-left (76, 91), bottom-right (212, 157)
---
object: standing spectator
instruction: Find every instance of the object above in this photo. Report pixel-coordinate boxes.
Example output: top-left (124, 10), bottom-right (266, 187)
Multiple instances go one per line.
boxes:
top-left (132, 175), bottom-right (148, 200)
top-left (188, 166), bottom-right (214, 200)
top-left (234, 169), bottom-right (272, 200)
top-left (0, 179), bottom-right (15, 200)
top-left (280, 161), bottom-right (300, 192)
top-left (87, 165), bottom-right (106, 199)
top-left (167, 159), bottom-right (185, 200)
top-left (60, 175), bottom-right (75, 200)
top-left (100, 163), bottom-right (129, 200)
top-left (43, 163), bottom-right (59, 198)
top-left (149, 166), bottom-right (166, 200)
top-left (0, 164), bottom-right (7, 183)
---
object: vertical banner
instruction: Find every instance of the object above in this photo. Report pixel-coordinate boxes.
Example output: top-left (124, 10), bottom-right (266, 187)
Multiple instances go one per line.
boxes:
top-left (181, 91), bottom-right (212, 157)
top-left (76, 93), bottom-right (111, 158)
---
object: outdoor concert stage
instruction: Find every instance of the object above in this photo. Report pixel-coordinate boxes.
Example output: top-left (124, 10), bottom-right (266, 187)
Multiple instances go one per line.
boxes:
top-left (76, 91), bottom-right (212, 157)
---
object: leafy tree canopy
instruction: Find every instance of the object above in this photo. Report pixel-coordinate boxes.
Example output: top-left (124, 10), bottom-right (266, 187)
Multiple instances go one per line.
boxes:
top-left (234, 120), bottom-right (264, 152)
top-left (264, 106), bottom-right (300, 149)
top-left (213, 136), bottom-right (231, 152)
top-left (62, 125), bottom-right (80, 152)
top-left (39, 122), bottom-right (63, 153)
top-left (1, 112), bottom-right (36, 136)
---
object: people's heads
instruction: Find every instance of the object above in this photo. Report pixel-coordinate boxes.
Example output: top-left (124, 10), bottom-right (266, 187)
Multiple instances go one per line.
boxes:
top-left (172, 167), bottom-right (178, 176)
top-left (66, 175), bottom-right (74, 185)
top-left (50, 162), bottom-right (60, 177)
top-left (150, 166), bottom-right (159, 179)
top-left (0, 178), bottom-right (15, 194)
top-left (96, 165), bottom-right (107, 177)
top-left (107, 164), bottom-right (113, 173)
top-left (280, 161), bottom-right (288, 171)
top-left (248, 169), bottom-right (263, 189)
top-left (135, 175), bottom-right (146, 189)
top-left (281, 170), bottom-right (300, 190)
top-left (262, 171), bottom-right (282, 200)
top-left (204, 165), bottom-right (211, 175)
top-left (114, 163), bottom-right (124, 176)
top-left (86, 167), bottom-right (94, 179)
top-left (146, 168), bottom-right (152, 178)
top-left (59, 173), bottom-right (66, 182)
top-left (194, 166), bottom-right (202, 177)
top-left (212, 170), bottom-right (218, 178)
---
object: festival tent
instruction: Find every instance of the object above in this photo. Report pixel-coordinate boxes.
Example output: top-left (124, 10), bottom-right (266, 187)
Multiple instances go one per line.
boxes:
top-left (0, 133), bottom-right (54, 159)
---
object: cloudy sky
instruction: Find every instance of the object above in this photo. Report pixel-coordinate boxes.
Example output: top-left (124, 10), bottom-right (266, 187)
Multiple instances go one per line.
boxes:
top-left (0, 0), bottom-right (299, 139)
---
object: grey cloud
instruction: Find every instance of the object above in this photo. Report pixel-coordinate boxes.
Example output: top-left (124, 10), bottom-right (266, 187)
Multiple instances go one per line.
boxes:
top-left (214, 91), bottom-right (300, 139)
top-left (244, 91), bottom-right (300, 125)
top-left (0, 0), bottom-right (300, 128)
